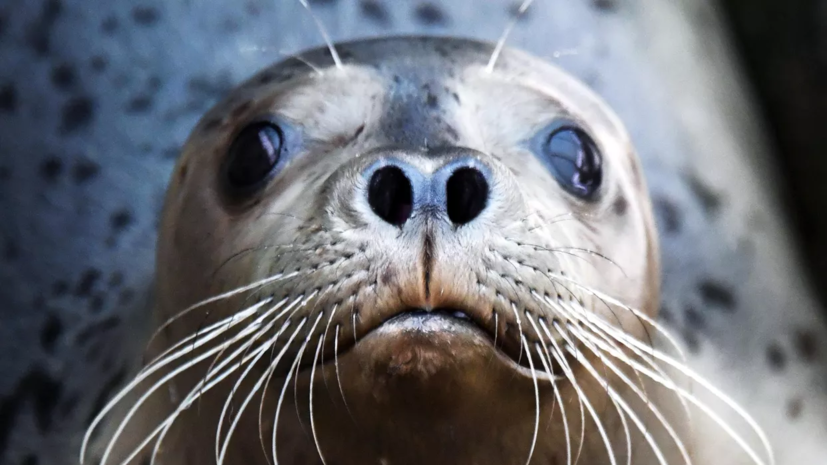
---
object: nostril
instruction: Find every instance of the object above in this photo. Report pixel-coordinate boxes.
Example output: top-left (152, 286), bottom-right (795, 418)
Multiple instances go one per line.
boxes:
top-left (368, 166), bottom-right (414, 226)
top-left (446, 167), bottom-right (489, 225)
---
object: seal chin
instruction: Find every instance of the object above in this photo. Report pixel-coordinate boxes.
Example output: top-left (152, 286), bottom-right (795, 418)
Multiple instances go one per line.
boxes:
top-left (284, 310), bottom-right (562, 465)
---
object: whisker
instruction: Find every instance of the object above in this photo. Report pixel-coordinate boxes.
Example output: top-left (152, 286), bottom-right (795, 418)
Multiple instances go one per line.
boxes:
top-left (292, 289), bottom-right (335, 427)
top-left (525, 313), bottom-right (582, 464)
top-left (143, 272), bottom-right (302, 359)
top-left (555, 322), bottom-right (669, 465)
top-left (486, 0), bottom-right (534, 72)
top-left (519, 334), bottom-right (540, 465)
top-left (218, 318), bottom-right (290, 463)
top-left (334, 325), bottom-right (354, 421)
top-left (526, 313), bottom-right (586, 464)
top-left (493, 311), bottom-right (499, 349)
top-left (525, 212), bottom-right (591, 233)
top-left (203, 296), bottom-right (307, 415)
top-left (351, 306), bottom-right (358, 345)
top-left (533, 344), bottom-right (572, 465)
top-left (84, 297), bottom-right (271, 460)
top-left (580, 329), bottom-right (772, 465)
top-left (536, 292), bottom-right (648, 394)
top-left (216, 241), bottom-right (349, 284)
top-left (137, 290), bottom-right (320, 465)
top-left (210, 243), bottom-right (317, 280)
top-left (217, 319), bottom-right (309, 465)
top-left (537, 318), bottom-right (616, 465)
top-left (319, 303), bottom-right (340, 395)
top-left (510, 303), bottom-right (526, 365)
top-left (257, 338), bottom-right (293, 465)
top-left (552, 296), bottom-right (692, 425)
top-left (90, 298), bottom-right (283, 465)
top-left (141, 300), bottom-right (270, 371)
top-left (214, 315), bottom-right (292, 464)
top-left (565, 321), bottom-right (692, 464)
top-left (309, 336), bottom-right (328, 465)
top-left (281, 52), bottom-right (324, 75)
top-left (271, 317), bottom-right (313, 465)
top-left (532, 319), bottom-right (587, 464)
top-left (548, 274), bottom-right (687, 364)
top-left (114, 306), bottom-right (290, 465)
top-left (517, 256), bottom-right (650, 355)
top-left (509, 239), bottom-right (627, 277)
top-left (239, 46), bottom-right (326, 76)
top-left (124, 332), bottom-right (280, 465)
top-left (297, 0), bottom-right (342, 68)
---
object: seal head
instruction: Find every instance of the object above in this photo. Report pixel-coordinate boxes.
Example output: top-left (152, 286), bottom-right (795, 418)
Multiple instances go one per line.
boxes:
top-left (102, 37), bottom-right (663, 465)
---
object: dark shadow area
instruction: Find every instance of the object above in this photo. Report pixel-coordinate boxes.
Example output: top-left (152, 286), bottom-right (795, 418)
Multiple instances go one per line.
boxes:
top-left (719, 0), bottom-right (827, 309)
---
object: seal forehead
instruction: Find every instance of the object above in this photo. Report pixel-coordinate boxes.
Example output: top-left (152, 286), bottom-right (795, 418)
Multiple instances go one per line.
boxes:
top-left (251, 38), bottom-right (485, 149)
top-left (361, 37), bottom-right (623, 148)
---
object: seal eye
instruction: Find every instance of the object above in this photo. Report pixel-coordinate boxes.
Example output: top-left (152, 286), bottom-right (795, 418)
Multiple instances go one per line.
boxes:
top-left (543, 127), bottom-right (602, 199)
top-left (225, 122), bottom-right (284, 191)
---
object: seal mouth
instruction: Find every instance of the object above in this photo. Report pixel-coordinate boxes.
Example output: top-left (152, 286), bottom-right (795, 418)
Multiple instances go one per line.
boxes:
top-left (289, 306), bottom-right (564, 381)
top-left (364, 307), bottom-right (554, 377)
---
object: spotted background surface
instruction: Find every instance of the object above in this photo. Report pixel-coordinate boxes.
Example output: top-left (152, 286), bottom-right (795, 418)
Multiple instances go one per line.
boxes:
top-left (1, 0), bottom-right (826, 464)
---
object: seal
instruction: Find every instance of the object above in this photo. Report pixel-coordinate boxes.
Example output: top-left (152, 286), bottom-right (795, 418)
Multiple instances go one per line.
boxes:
top-left (82, 36), bottom-right (774, 465)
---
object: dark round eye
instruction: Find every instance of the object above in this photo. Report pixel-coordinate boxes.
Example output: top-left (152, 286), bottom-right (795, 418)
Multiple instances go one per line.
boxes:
top-left (543, 126), bottom-right (602, 199)
top-left (225, 122), bottom-right (284, 192)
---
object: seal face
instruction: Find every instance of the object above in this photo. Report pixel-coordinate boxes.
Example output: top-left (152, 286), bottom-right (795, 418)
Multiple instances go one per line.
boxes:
top-left (85, 36), bottom-right (685, 465)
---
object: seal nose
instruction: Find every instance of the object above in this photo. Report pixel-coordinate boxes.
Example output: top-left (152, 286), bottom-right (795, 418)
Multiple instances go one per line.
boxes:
top-left (368, 165), bottom-right (414, 226)
top-left (365, 155), bottom-right (492, 227)
top-left (445, 166), bottom-right (489, 225)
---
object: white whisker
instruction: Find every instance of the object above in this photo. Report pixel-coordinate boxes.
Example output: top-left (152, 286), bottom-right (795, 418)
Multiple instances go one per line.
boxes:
top-left (351, 304), bottom-right (358, 345)
top-left (272, 312), bottom-right (324, 464)
top-left (122, 295), bottom-right (307, 465)
top-left (533, 344), bottom-right (572, 465)
top-left (216, 320), bottom-right (307, 465)
top-left (142, 299), bottom-right (271, 372)
top-left (277, 49), bottom-right (324, 75)
top-left (123, 339), bottom-right (274, 465)
top-left (535, 335), bottom-right (585, 464)
top-left (486, 0), bottom-right (534, 72)
top-left (581, 330), bottom-right (772, 465)
top-left (81, 297), bottom-right (276, 464)
top-left (551, 296), bottom-right (692, 429)
top-left (519, 334), bottom-right (540, 465)
top-left (493, 311), bottom-right (499, 348)
top-left (213, 296), bottom-right (310, 462)
top-left (548, 274), bottom-right (687, 363)
top-left (147, 272), bottom-right (299, 353)
top-left (309, 336), bottom-right (328, 465)
top-left (334, 325), bottom-right (353, 420)
top-left (566, 321), bottom-right (692, 464)
top-left (510, 303), bottom-right (526, 365)
top-left (319, 304), bottom-right (339, 393)
top-left (98, 298), bottom-right (290, 465)
top-left (555, 322), bottom-right (669, 465)
top-left (525, 313), bottom-right (580, 464)
top-left (297, 0), bottom-right (342, 69)
top-left (537, 319), bottom-right (617, 465)
top-left (120, 310), bottom-right (293, 465)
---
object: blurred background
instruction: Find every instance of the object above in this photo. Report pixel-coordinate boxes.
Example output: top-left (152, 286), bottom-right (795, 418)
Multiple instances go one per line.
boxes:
top-left (719, 0), bottom-right (827, 305)
top-left (1, 0), bottom-right (826, 464)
